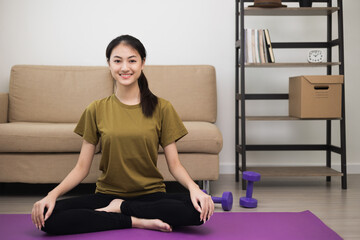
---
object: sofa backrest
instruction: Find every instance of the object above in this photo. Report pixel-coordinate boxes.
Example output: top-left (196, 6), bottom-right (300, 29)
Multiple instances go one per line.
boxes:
top-left (144, 65), bottom-right (217, 123)
top-left (9, 65), bottom-right (114, 123)
top-left (9, 65), bottom-right (217, 123)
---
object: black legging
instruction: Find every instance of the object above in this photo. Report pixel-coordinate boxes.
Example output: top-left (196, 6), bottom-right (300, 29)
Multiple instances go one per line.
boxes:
top-left (42, 192), bottom-right (203, 235)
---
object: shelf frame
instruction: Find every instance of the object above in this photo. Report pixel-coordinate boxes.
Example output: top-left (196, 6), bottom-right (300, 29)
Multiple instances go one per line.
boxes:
top-left (238, 116), bottom-right (342, 121)
top-left (241, 62), bottom-right (341, 67)
top-left (243, 7), bottom-right (339, 16)
top-left (235, 0), bottom-right (347, 189)
top-left (242, 167), bottom-right (343, 177)
top-left (235, 40), bottom-right (340, 48)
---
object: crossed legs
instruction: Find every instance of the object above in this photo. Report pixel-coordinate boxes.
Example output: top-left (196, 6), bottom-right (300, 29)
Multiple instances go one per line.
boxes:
top-left (42, 192), bottom-right (201, 235)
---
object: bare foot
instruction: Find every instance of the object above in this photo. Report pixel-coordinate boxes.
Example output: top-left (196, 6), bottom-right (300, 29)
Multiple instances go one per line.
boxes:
top-left (95, 199), bottom-right (124, 213)
top-left (132, 217), bottom-right (172, 232)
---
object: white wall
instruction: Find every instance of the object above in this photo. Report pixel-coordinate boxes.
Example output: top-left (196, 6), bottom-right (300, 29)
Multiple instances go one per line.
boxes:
top-left (1, 0), bottom-right (359, 174)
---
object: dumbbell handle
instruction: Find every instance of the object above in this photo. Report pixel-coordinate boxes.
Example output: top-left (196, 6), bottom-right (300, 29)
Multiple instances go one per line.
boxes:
top-left (202, 190), bottom-right (233, 211)
top-left (246, 181), bottom-right (254, 198)
top-left (202, 190), bottom-right (222, 202)
top-left (202, 190), bottom-right (223, 203)
top-left (212, 196), bottom-right (222, 203)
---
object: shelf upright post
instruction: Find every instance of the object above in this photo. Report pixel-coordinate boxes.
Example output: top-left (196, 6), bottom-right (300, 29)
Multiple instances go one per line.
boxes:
top-left (235, 0), bottom-right (239, 182)
top-left (236, 0), bottom-right (247, 190)
top-left (337, 0), bottom-right (347, 189)
top-left (235, 0), bottom-right (240, 182)
top-left (326, 0), bottom-right (332, 183)
top-left (240, 0), bottom-right (247, 190)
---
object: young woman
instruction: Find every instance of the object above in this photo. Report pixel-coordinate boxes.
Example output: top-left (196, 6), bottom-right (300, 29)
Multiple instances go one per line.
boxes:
top-left (31, 35), bottom-right (214, 235)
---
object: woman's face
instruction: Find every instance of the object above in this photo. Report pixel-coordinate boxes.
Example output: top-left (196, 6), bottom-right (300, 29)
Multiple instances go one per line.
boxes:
top-left (108, 43), bottom-right (145, 88)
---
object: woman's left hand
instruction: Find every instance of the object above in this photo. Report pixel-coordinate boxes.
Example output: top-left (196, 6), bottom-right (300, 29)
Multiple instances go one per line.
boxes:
top-left (189, 186), bottom-right (214, 223)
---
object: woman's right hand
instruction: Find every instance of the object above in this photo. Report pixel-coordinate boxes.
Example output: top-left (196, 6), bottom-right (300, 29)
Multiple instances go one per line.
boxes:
top-left (31, 194), bottom-right (57, 230)
top-left (30, 140), bottom-right (95, 230)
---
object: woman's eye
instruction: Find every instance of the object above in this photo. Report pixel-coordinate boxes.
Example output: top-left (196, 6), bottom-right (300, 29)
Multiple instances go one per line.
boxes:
top-left (130, 60), bottom-right (136, 63)
top-left (114, 60), bottom-right (121, 63)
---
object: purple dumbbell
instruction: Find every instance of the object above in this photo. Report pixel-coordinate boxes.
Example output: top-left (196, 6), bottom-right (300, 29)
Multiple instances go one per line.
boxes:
top-left (240, 171), bottom-right (261, 208)
top-left (203, 190), bottom-right (233, 211)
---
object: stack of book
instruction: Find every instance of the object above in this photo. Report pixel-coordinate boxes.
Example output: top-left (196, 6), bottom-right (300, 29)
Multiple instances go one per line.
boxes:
top-left (244, 29), bottom-right (275, 63)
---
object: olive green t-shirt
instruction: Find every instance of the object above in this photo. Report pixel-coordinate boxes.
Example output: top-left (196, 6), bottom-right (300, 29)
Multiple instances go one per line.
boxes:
top-left (74, 94), bottom-right (188, 198)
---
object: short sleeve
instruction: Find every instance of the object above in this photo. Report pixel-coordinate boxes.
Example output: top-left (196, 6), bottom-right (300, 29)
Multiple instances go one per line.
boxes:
top-left (160, 101), bottom-right (188, 148)
top-left (74, 101), bottom-right (100, 145)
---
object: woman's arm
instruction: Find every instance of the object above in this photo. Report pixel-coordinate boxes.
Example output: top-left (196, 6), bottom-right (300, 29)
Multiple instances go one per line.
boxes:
top-left (163, 142), bottom-right (214, 223)
top-left (31, 140), bottom-right (96, 229)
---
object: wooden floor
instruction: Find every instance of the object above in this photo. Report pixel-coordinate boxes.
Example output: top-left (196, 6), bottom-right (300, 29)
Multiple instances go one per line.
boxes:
top-left (1, 174), bottom-right (359, 239)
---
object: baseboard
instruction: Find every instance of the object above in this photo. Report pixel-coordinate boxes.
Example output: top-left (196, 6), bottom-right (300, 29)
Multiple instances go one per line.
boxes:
top-left (219, 162), bottom-right (360, 174)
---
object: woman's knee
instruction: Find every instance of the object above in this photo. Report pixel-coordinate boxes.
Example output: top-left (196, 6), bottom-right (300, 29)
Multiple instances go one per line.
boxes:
top-left (41, 215), bottom-right (60, 235)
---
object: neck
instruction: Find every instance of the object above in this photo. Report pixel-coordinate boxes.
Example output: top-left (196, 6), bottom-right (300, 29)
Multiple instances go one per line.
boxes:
top-left (115, 83), bottom-right (141, 105)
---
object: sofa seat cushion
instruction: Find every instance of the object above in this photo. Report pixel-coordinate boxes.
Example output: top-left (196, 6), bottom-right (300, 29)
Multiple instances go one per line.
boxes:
top-left (159, 121), bottom-right (223, 154)
top-left (0, 121), bottom-right (222, 154)
top-left (0, 122), bottom-right (100, 153)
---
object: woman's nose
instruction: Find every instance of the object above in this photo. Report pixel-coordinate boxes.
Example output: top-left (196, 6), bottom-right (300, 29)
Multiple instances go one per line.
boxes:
top-left (120, 62), bottom-right (129, 71)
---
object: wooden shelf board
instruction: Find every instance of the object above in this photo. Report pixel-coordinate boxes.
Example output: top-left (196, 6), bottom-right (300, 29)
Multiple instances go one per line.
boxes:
top-left (243, 7), bottom-right (339, 16)
top-left (239, 116), bottom-right (342, 121)
top-left (241, 62), bottom-right (341, 68)
top-left (243, 166), bottom-right (343, 177)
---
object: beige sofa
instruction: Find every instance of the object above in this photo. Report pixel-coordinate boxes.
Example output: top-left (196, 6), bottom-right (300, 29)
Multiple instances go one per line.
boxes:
top-left (0, 65), bottom-right (222, 191)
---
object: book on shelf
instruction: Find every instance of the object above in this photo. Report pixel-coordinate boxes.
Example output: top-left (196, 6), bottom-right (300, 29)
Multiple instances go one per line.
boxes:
top-left (243, 29), bottom-right (275, 63)
top-left (258, 29), bottom-right (266, 63)
top-left (264, 29), bottom-right (275, 63)
top-left (252, 29), bottom-right (258, 63)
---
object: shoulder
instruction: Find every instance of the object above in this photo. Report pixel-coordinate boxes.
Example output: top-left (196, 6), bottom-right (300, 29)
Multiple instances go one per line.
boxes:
top-left (156, 97), bottom-right (182, 120)
top-left (156, 97), bottom-right (178, 115)
top-left (157, 97), bottom-right (173, 110)
top-left (153, 97), bottom-right (175, 120)
top-left (86, 95), bottom-right (113, 111)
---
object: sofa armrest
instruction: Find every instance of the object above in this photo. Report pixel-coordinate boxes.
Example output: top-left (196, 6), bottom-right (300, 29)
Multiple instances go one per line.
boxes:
top-left (0, 93), bottom-right (9, 123)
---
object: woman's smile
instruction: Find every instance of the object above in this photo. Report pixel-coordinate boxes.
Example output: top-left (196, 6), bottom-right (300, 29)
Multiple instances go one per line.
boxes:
top-left (120, 73), bottom-right (133, 79)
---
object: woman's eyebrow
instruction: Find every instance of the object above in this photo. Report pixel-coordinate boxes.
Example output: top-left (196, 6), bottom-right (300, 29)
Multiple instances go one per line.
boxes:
top-left (113, 55), bottom-right (137, 59)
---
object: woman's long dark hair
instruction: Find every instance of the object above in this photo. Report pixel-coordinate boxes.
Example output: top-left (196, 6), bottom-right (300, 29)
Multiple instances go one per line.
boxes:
top-left (106, 35), bottom-right (158, 117)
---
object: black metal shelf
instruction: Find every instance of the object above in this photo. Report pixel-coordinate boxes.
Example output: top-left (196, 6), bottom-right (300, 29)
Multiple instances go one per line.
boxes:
top-left (238, 116), bottom-right (342, 121)
top-left (242, 166), bottom-right (343, 177)
top-left (235, 0), bottom-right (347, 189)
top-left (242, 7), bottom-right (339, 16)
top-left (236, 40), bottom-right (340, 48)
top-left (237, 93), bottom-right (289, 100)
top-left (240, 62), bottom-right (341, 67)
top-left (237, 144), bottom-right (331, 152)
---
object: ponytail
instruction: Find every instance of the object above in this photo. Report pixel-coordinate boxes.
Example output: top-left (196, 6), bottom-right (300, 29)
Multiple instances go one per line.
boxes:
top-left (138, 71), bottom-right (158, 117)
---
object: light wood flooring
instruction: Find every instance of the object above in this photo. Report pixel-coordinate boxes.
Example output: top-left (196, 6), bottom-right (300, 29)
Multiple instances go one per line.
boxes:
top-left (1, 174), bottom-right (359, 239)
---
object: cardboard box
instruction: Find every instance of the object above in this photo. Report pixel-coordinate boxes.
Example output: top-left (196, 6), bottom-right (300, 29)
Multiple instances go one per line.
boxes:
top-left (289, 75), bottom-right (344, 119)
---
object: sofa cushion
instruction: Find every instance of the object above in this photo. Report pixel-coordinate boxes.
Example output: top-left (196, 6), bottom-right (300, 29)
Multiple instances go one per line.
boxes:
top-left (0, 93), bottom-right (8, 123)
top-left (0, 121), bottom-right (221, 155)
top-left (9, 65), bottom-right (113, 123)
top-left (157, 153), bottom-right (219, 181)
top-left (159, 121), bottom-right (223, 154)
top-left (144, 65), bottom-right (217, 123)
top-left (9, 65), bottom-right (217, 124)
top-left (0, 122), bottom-right (100, 153)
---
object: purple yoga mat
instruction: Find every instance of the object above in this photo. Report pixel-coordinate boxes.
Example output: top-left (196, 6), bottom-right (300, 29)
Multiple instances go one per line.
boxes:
top-left (0, 211), bottom-right (342, 240)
